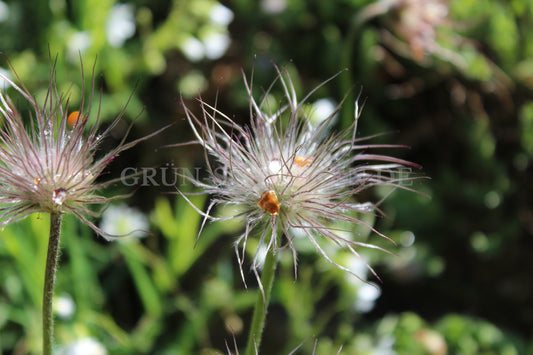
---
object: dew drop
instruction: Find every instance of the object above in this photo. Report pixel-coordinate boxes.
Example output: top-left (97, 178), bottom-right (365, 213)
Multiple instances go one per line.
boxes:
top-left (52, 188), bottom-right (67, 205)
top-left (400, 231), bottom-right (415, 247)
top-left (32, 177), bottom-right (41, 191)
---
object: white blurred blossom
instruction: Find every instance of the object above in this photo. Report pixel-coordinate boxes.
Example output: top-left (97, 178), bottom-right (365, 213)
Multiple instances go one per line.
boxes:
top-left (182, 31), bottom-right (231, 62)
top-left (106, 4), bottom-right (136, 47)
top-left (260, 0), bottom-right (287, 14)
top-left (67, 31), bottom-right (92, 61)
top-left (202, 31), bottom-right (231, 60)
top-left (181, 37), bottom-right (205, 62)
top-left (54, 293), bottom-right (75, 319)
top-left (58, 338), bottom-right (107, 355)
top-left (99, 204), bottom-right (149, 239)
top-left (355, 282), bottom-right (382, 313)
top-left (209, 3), bottom-right (234, 26)
top-left (309, 98), bottom-right (337, 126)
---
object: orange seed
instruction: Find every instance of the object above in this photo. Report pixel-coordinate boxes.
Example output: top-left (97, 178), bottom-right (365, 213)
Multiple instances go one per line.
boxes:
top-left (294, 156), bottom-right (311, 167)
top-left (67, 111), bottom-right (84, 128)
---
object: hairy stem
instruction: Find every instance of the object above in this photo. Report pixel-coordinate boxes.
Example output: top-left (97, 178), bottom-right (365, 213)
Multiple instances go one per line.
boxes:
top-left (43, 213), bottom-right (62, 355)
top-left (244, 246), bottom-right (278, 355)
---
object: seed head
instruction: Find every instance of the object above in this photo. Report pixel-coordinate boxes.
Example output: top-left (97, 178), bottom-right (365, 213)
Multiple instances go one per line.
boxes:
top-left (0, 57), bottom-right (159, 237)
top-left (389, 0), bottom-right (449, 60)
top-left (181, 66), bottom-right (421, 283)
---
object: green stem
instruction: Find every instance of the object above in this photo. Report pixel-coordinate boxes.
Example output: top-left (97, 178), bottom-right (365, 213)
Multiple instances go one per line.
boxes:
top-left (340, 2), bottom-right (393, 127)
top-left (43, 213), bottom-right (62, 355)
top-left (244, 246), bottom-right (278, 355)
top-left (340, 15), bottom-right (361, 128)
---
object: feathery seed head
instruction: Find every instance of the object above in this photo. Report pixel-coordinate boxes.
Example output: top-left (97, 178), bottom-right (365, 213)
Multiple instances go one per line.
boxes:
top-left (182, 66), bottom-right (421, 282)
top-left (0, 57), bottom-right (155, 237)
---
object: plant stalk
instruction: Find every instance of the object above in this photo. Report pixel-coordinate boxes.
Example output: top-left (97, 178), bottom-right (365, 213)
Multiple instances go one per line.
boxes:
top-left (244, 246), bottom-right (278, 355)
top-left (340, 2), bottom-right (393, 127)
top-left (42, 213), bottom-right (62, 355)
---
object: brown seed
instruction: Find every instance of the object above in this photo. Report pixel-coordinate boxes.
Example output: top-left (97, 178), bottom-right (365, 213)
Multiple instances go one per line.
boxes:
top-left (257, 190), bottom-right (280, 216)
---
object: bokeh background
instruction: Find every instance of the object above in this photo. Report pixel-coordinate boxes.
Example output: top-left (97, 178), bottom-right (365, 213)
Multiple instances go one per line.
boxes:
top-left (0, 0), bottom-right (532, 354)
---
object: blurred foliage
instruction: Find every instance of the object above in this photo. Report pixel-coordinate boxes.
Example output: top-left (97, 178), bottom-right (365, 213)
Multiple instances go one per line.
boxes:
top-left (1, 0), bottom-right (533, 354)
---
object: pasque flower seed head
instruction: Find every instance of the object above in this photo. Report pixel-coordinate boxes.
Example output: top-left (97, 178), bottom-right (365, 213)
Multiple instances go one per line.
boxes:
top-left (0, 58), bottom-right (162, 237)
top-left (181, 66), bottom-right (421, 283)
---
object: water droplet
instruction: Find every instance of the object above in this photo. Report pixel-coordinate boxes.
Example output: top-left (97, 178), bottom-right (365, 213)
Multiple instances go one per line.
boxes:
top-left (32, 177), bottom-right (41, 191)
top-left (400, 231), bottom-right (415, 247)
top-left (52, 188), bottom-right (67, 205)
